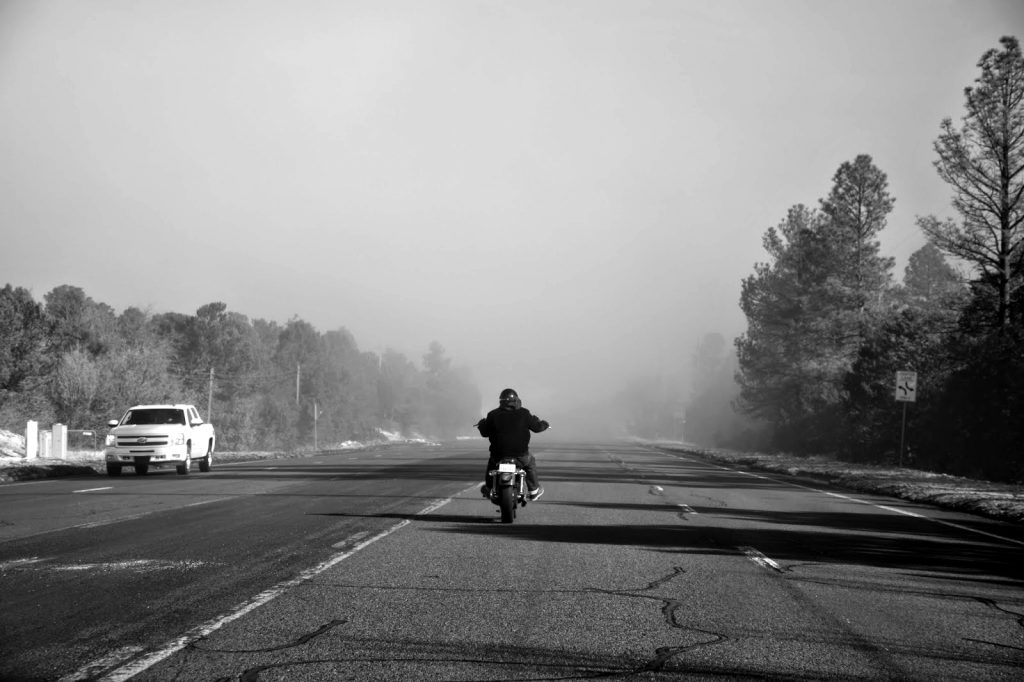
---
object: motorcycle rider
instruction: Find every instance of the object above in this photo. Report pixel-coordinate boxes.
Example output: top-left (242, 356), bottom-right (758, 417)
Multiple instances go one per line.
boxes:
top-left (476, 388), bottom-right (550, 500)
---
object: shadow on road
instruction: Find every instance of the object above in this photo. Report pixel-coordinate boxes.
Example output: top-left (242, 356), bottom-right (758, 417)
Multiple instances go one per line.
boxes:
top-left (323, 505), bottom-right (1024, 585)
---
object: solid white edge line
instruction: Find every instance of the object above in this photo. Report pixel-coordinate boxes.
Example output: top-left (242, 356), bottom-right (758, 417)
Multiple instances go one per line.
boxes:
top-left (666, 450), bottom-right (1024, 549)
top-left (92, 493), bottom-right (460, 682)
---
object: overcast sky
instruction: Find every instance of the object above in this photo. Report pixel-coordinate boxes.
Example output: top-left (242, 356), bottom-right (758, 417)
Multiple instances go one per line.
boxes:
top-left (1, 0), bottom-right (1022, 409)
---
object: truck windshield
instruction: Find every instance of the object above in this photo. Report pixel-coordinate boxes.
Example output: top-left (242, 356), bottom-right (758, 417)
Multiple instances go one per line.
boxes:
top-left (122, 409), bottom-right (186, 426)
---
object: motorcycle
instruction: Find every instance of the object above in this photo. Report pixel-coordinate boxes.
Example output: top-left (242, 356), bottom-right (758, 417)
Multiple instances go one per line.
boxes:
top-left (486, 457), bottom-right (529, 523)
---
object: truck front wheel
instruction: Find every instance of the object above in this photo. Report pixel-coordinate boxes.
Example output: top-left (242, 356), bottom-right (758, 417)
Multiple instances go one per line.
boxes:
top-left (106, 463), bottom-right (122, 477)
top-left (177, 449), bottom-right (191, 475)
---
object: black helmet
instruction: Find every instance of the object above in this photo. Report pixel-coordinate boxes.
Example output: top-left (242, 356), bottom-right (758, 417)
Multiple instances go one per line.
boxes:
top-left (499, 388), bottom-right (519, 407)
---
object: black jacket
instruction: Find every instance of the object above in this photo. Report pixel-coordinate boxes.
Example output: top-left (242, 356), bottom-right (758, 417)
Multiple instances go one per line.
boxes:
top-left (477, 405), bottom-right (548, 456)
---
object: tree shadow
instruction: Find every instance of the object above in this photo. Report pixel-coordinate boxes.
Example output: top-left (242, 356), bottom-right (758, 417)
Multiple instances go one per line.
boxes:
top-left (323, 505), bottom-right (1024, 584)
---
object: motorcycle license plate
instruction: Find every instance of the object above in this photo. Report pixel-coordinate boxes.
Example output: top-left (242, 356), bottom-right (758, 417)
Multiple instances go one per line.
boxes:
top-left (497, 462), bottom-right (517, 473)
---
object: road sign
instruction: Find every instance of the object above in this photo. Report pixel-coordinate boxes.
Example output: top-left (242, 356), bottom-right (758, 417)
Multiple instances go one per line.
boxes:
top-left (895, 371), bottom-right (917, 402)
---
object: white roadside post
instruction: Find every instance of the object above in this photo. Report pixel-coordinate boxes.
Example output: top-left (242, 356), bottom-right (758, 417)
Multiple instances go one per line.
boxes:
top-left (52, 423), bottom-right (67, 459)
top-left (25, 420), bottom-right (38, 459)
top-left (895, 371), bottom-right (918, 466)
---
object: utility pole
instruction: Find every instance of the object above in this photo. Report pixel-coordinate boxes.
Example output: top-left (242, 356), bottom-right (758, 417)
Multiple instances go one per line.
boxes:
top-left (296, 363), bottom-right (300, 405)
top-left (313, 399), bottom-right (320, 451)
top-left (207, 368), bottom-right (214, 420)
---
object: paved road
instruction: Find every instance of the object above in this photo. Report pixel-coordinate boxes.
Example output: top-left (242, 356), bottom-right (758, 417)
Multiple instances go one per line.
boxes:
top-left (1, 441), bottom-right (1022, 681)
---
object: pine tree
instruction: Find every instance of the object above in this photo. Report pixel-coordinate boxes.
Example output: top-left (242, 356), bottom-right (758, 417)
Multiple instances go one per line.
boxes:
top-left (918, 36), bottom-right (1024, 329)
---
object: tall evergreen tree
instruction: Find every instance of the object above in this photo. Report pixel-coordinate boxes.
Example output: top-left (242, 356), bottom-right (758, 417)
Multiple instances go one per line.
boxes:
top-left (0, 285), bottom-right (48, 397)
top-left (819, 154), bottom-right (896, 348)
top-left (737, 156), bottom-right (896, 453)
top-left (917, 36), bottom-right (1024, 329)
top-left (736, 204), bottom-right (838, 449)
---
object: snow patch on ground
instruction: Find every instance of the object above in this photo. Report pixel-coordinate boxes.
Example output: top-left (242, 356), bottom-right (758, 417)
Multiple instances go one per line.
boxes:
top-left (0, 428), bottom-right (25, 457)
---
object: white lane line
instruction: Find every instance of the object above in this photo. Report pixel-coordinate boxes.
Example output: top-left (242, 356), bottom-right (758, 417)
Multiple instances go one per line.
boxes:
top-left (73, 486), bottom-right (112, 493)
top-left (0, 557), bottom-right (47, 570)
top-left (739, 546), bottom-right (785, 572)
top-left (57, 646), bottom-right (145, 682)
top-left (91, 494), bottom-right (458, 682)
top-left (677, 504), bottom-right (697, 514)
top-left (819, 490), bottom-right (1024, 547)
top-left (51, 559), bottom-right (209, 572)
top-left (674, 455), bottom-right (1024, 549)
top-left (823, 491), bottom-right (925, 518)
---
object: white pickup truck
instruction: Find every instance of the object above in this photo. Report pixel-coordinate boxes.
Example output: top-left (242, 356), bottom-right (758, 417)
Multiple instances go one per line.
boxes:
top-left (104, 404), bottom-right (216, 477)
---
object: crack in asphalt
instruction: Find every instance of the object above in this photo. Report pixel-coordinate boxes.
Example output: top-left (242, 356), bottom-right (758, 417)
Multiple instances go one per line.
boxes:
top-left (194, 618), bottom-right (347, 655)
top-left (973, 596), bottom-right (1024, 628)
top-left (588, 565), bottom-right (729, 673)
top-left (965, 597), bottom-right (1024, 652)
top-left (231, 657), bottom-right (623, 682)
top-left (192, 565), bottom-right (727, 680)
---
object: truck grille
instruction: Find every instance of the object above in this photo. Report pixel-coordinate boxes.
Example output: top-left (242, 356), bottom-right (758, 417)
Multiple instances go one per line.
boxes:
top-left (116, 435), bottom-right (170, 447)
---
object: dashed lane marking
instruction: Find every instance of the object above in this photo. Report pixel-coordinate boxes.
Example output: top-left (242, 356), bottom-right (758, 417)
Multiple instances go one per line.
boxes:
top-left (73, 486), bottom-right (112, 493)
top-left (739, 546), bottom-right (785, 572)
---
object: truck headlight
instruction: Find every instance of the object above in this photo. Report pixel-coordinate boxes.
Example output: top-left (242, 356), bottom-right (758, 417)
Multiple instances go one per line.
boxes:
top-left (105, 434), bottom-right (116, 446)
top-left (169, 433), bottom-right (185, 445)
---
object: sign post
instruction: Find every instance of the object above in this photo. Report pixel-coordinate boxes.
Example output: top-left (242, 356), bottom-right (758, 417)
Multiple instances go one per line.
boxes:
top-left (895, 371), bottom-right (917, 466)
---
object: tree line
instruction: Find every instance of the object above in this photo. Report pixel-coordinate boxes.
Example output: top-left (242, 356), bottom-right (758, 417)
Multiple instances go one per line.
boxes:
top-left (721, 37), bottom-right (1023, 481)
top-left (0, 290), bottom-right (481, 450)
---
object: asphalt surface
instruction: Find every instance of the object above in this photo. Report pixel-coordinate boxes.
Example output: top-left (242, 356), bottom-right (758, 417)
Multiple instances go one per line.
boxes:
top-left (1, 440), bottom-right (1022, 681)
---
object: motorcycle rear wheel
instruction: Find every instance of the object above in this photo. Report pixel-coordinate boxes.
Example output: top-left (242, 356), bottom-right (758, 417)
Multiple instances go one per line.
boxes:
top-left (498, 486), bottom-right (516, 523)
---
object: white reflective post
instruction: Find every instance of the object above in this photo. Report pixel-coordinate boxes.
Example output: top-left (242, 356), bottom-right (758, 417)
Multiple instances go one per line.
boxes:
top-left (25, 420), bottom-right (38, 459)
top-left (52, 423), bottom-right (67, 459)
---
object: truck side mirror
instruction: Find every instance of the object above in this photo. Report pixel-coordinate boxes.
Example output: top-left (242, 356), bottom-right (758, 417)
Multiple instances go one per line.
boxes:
top-left (107, 419), bottom-right (118, 428)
